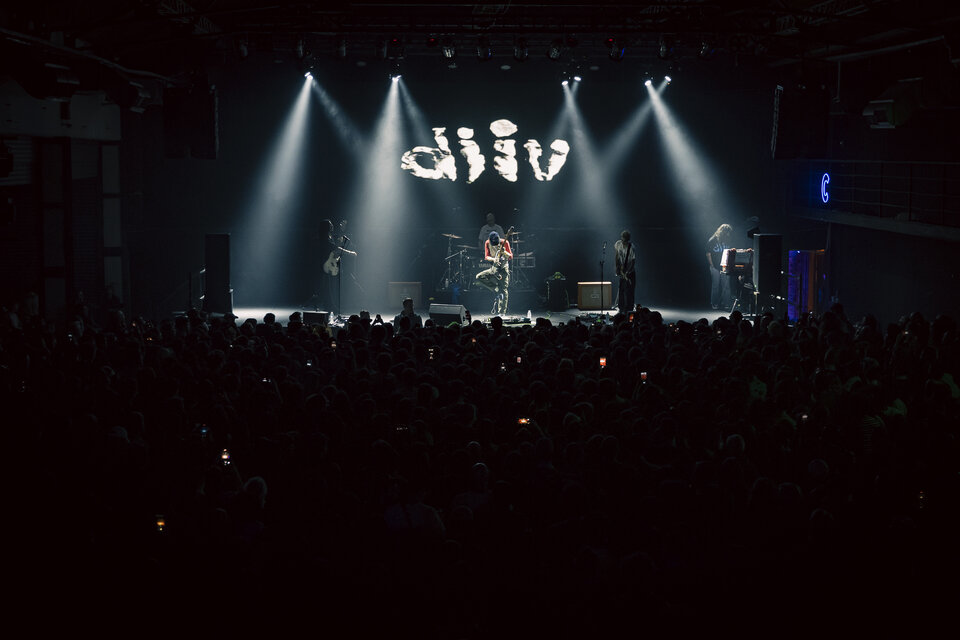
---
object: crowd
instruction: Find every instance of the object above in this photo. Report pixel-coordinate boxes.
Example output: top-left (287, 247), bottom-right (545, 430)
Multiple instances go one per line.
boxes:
top-left (4, 296), bottom-right (959, 632)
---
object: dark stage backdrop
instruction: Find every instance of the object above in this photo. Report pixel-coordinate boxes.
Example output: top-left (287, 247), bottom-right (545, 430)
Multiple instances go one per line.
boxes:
top-left (133, 55), bottom-right (781, 314)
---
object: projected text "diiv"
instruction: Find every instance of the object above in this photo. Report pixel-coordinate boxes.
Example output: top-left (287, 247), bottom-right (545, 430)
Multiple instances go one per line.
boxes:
top-left (401, 119), bottom-right (570, 183)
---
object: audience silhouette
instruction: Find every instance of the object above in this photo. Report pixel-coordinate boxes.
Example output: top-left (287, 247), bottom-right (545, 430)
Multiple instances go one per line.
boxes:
top-left (5, 296), bottom-right (957, 630)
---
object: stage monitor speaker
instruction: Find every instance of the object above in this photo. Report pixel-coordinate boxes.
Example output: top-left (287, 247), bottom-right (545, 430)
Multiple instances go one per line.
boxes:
top-left (429, 303), bottom-right (465, 325)
top-left (303, 311), bottom-right (330, 326)
top-left (201, 233), bottom-right (233, 315)
top-left (753, 234), bottom-right (783, 299)
top-left (388, 281), bottom-right (422, 308)
top-left (577, 281), bottom-right (612, 310)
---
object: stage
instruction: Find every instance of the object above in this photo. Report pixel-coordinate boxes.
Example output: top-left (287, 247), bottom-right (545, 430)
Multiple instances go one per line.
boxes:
top-left (227, 303), bottom-right (739, 328)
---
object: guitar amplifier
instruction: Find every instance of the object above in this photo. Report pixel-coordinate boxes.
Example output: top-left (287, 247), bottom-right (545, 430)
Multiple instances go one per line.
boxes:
top-left (721, 248), bottom-right (753, 273)
top-left (577, 281), bottom-right (612, 310)
top-left (387, 282), bottom-right (422, 307)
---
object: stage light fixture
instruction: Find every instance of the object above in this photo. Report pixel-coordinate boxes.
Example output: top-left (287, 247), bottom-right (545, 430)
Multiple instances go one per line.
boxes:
top-left (664, 75), bottom-right (672, 84)
top-left (336, 37), bottom-right (347, 59)
top-left (547, 39), bottom-right (563, 60)
top-left (389, 60), bottom-right (402, 81)
top-left (304, 71), bottom-right (312, 79)
top-left (560, 70), bottom-right (570, 86)
top-left (296, 38), bottom-right (305, 59)
top-left (698, 40), bottom-right (716, 59)
top-left (513, 38), bottom-right (529, 62)
top-left (477, 36), bottom-right (492, 61)
top-left (441, 37), bottom-right (457, 59)
top-left (426, 36), bottom-right (439, 48)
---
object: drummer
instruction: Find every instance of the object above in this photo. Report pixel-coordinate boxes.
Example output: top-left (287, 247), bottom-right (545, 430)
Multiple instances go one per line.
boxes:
top-left (478, 212), bottom-right (505, 255)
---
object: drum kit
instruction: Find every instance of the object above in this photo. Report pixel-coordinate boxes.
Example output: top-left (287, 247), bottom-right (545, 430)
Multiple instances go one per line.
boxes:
top-left (437, 230), bottom-right (535, 292)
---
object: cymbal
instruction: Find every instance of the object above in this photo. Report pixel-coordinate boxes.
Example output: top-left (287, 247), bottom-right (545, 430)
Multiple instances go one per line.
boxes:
top-left (456, 244), bottom-right (476, 249)
top-left (441, 232), bottom-right (462, 239)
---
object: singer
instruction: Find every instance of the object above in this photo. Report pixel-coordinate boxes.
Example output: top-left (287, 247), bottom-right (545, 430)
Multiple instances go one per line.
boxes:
top-left (306, 218), bottom-right (356, 313)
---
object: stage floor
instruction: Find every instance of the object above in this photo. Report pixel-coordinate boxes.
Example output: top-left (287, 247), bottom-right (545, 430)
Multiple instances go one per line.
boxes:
top-left (229, 304), bottom-right (737, 327)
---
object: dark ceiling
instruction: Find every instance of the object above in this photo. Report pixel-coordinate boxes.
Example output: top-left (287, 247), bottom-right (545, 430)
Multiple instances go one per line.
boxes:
top-left (2, 1), bottom-right (959, 85)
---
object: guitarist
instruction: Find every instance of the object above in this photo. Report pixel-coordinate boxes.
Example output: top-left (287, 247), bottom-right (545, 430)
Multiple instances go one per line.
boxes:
top-left (475, 228), bottom-right (513, 315)
top-left (307, 219), bottom-right (356, 313)
top-left (614, 229), bottom-right (636, 314)
top-left (322, 219), bottom-right (357, 277)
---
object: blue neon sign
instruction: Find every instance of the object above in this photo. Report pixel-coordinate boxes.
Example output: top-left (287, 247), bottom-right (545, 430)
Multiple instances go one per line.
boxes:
top-left (820, 172), bottom-right (830, 204)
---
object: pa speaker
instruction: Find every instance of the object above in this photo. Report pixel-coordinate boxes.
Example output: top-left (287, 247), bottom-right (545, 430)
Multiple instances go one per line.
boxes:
top-left (753, 234), bottom-right (782, 299)
top-left (429, 303), bottom-right (465, 325)
top-left (201, 233), bottom-right (233, 315)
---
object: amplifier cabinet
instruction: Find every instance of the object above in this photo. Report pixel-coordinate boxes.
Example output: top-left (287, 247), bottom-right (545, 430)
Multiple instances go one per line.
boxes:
top-left (577, 281), bottom-right (612, 310)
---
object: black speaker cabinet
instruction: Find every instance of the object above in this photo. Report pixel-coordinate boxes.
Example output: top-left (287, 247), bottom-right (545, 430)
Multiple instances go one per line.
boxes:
top-left (303, 311), bottom-right (330, 326)
top-left (546, 277), bottom-right (568, 311)
top-left (753, 234), bottom-right (782, 299)
top-left (201, 233), bottom-right (233, 315)
top-left (429, 303), bottom-right (466, 325)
